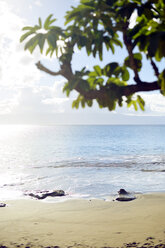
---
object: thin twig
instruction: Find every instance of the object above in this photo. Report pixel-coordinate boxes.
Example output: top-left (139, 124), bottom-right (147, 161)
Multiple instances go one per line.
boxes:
top-left (35, 61), bottom-right (62, 76)
top-left (150, 58), bottom-right (159, 78)
top-left (122, 26), bottom-right (142, 84)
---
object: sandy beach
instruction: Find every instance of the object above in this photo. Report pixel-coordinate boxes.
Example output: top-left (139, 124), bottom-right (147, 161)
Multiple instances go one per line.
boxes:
top-left (0, 193), bottom-right (165, 248)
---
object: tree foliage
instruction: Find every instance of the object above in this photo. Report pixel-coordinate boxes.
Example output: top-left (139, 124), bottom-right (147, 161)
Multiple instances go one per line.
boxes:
top-left (20, 0), bottom-right (165, 111)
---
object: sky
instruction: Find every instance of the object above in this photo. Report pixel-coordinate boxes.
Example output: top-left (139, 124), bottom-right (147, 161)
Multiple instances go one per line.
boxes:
top-left (0, 0), bottom-right (165, 125)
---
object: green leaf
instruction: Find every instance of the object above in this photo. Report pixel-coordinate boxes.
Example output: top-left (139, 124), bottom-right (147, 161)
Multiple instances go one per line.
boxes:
top-left (137, 95), bottom-right (145, 111)
top-left (22, 26), bottom-right (34, 31)
top-left (107, 98), bottom-right (116, 111)
top-left (133, 101), bottom-right (138, 111)
top-left (104, 62), bottom-right (119, 77)
top-left (68, 78), bottom-right (79, 90)
top-left (20, 30), bottom-right (35, 42)
top-left (79, 80), bottom-right (90, 92)
top-left (109, 41), bottom-right (115, 54)
top-left (98, 44), bottom-right (103, 61)
top-left (46, 47), bottom-right (52, 56)
top-left (34, 25), bottom-right (41, 31)
top-left (124, 53), bottom-right (142, 71)
top-left (86, 40), bottom-right (92, 55)
top-left (88, 71), bottom-right (97, 77)
top-left (38, 18), bottom-right (42, 28)
top-left (87, 100), bottom-right (93, 107)
top-left (112, 38), bottom-right (123, 48)
top-left (81, 97), bottom-right (86, 108)
top-left (159, 69), bottom-right (165, 95)
top-left (63, 83), bottom-right (71, 97)
top-left (133, 53), bottom-right (142, 60)
top-left (93, 65), bottom-right (102, 76)
top-left (93, 45), bottom-right (97, 57)
top-left (72, 99), bottom-right (79, 109)
top-left (38, 34), bottom-right (45, 53)
top-left (24, 35), bottom-right (39, 53)
top-left (44, 14), bottom-right (53, 29)
top-left (47, 32), bottom-right (57, 49)
top-left (122, 67), bottom-right (130, 81)
top-left (96, 78), bottom-right (104, 85)
top-left (44, 14), bottom-right (56, 30)
top-left (127, 100), bottom-right (132, 108)
top-left (118, 97), bottom-right (123, 107)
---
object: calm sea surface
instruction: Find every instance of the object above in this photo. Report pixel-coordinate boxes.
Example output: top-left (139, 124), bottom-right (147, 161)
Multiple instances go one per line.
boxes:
top-left (0, 125), bottom-right (165, 201)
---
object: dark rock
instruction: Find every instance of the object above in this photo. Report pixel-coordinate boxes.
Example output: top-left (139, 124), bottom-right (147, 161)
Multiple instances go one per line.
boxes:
top-left (116, 197), bottom-right (136, 202)
top-left (116, 189), bottom-right (136, 202)
top-left (26, 190), bottom-right (65, 200)
top-left (118, 188), bottom-right (128, 195)
top-left (0, 203), bottom-right (6, 207)
top-left (146, 237), bottom-right (155, 240)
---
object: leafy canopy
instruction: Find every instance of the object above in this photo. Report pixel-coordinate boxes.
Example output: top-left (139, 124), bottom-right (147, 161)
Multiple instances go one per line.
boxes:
top-left (20, 0), bottom-right (165, 111)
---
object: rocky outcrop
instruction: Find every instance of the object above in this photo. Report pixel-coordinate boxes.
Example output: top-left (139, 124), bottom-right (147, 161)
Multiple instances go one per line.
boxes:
top-left (25, 190), bottom-right (65, 200)
top-left (116, 188), bottom-right (136, 202)
top-left (118, 188), bottom-right (128, 195)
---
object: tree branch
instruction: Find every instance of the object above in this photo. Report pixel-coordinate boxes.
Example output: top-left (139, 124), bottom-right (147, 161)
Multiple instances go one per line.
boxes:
top-left (75, 81), bottom-right (160, 101)
top-left (35, 59), bottom-right (160, 106)
top-left (35, 59), bottom-right (74, 81)
top-left (35, 60), bottom-right (160, 101)
top-left (150, 58), bottom-right (159, 78)
top-left (35, 61), bottom-right (62, 76)
top-left (121, 81), bottom-right (160, 96)
top-left (123, 27), bottom-right (142, 84)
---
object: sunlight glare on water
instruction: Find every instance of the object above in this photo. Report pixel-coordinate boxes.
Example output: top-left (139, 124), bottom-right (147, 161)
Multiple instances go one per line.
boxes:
top-left (0, 124), bottom-right (165, 201)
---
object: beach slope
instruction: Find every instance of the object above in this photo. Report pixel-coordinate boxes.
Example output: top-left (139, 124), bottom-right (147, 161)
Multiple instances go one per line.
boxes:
top-left (0, 193), bottom-right (165, 248)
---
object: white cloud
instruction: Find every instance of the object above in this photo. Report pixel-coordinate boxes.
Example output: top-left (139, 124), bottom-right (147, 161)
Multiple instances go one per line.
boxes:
top-left (0, 99), bottom-right (18, 114)
top-left (28, 4), bottom-right (32, 10)
top-left (0, 0), bottom-right (73, 118)
top-left (142, 93), bottom-right (165, 115)
top-left (10, 84), bottom-right (72, 115)
top-left (120, 93), bottom-right (165, 116)
top-left (0, 0), bottom-right (62, 118)
top-left (129, 10), bottom-right (137, 29)
top-left (43, 98), bottom-right (69, 113)
top-left (0, 0), bottom-right (42, 88)
top-left (34, 0), bottom-right (42, 7)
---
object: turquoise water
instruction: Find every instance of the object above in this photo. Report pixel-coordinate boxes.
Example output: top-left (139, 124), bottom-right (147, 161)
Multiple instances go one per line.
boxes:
top-left (0, 125), bottom-right (165, 201)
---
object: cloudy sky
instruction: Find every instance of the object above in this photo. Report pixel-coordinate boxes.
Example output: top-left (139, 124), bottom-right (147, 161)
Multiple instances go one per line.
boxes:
top-left (0, 0), bottom-right (165, 125)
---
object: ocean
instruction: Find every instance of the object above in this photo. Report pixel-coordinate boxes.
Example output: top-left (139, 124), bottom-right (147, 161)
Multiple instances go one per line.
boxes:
top-left (0, 125), bottom-right (165, 201)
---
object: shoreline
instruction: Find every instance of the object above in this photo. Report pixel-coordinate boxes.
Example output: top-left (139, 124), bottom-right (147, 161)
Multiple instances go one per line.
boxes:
top-left (1, 188), bottom-right (165, 203)
top-left (0, 192), bottom-right (165, 248)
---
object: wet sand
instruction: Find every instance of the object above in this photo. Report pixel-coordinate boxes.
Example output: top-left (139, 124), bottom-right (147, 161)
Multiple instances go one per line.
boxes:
top-left (0, 193), bottom-right (165, 248)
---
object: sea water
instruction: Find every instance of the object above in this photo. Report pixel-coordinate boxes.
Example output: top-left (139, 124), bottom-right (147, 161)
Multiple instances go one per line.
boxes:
top-left (0, 125), bottom-right (165, 201)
